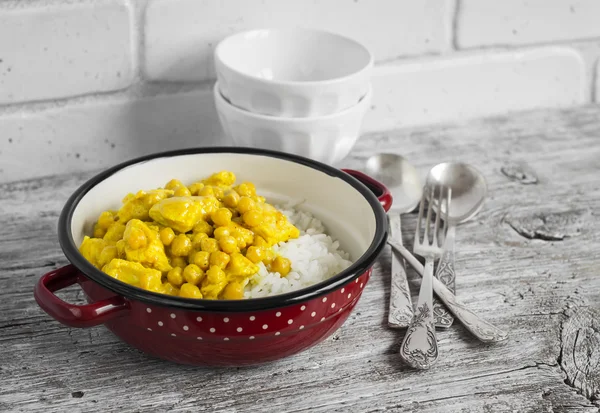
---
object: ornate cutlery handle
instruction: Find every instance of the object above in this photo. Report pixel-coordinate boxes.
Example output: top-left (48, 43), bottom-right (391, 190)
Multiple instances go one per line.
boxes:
top-left (388, 214), bottom-right (413, 328)
top-left (387, 238), bottom-right (508, 343)
top-left (433, 225), bottom-right (455, 328)
top-left (399, 258), bottom-right (438, 369)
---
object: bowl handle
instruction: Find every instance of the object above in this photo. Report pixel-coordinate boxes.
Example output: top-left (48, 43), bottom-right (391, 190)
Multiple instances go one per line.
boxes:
top-left (342, 169), bottom-right (393, 212)
top-left (34, 264), bottom-right (130, 328)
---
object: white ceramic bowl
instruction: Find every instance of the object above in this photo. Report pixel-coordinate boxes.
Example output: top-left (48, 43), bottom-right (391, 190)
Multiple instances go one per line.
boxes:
top-left (214, 28), bottom-right (373, 117)
top-left (214, 82), bottom-right (372, 165)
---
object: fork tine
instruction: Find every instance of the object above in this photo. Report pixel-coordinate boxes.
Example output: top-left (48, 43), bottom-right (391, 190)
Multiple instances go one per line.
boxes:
top-left (433, 185), bottom-right (443, 247)
top-left (443, 187), bottom-right (452, 240)
top-left (423, 186), bottom-right (434, 245)
top-left (413, 188), bottom-right (426, 251)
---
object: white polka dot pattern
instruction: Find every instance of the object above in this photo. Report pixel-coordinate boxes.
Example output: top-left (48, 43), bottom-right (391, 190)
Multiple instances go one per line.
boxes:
top-left (136, 272), bottom-right (371, 339)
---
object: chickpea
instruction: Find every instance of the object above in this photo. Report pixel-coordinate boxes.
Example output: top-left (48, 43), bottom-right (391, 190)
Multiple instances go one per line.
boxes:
top-left (219, 236), bottom-right (238, 254)
top-left (236, 182), bottom-right (256, 197)
top-left (125, 227), bottom-right (147, 249)
top-left (243, 210), bottom-right (263, 227)
top-left (269, 256), bottom-right (291, 277)
top-left (223, 190), bottom-right (240, 208)
top-left (183, 264), bottom-right (205, 285)
top-left (198, 186), bottom-right (214, 197)
top-left (188, 182), bottom-right (204, 195)
top-left (179, 283), bottom-right (203, 299)
top-left (221, 282), bottom-right (245, 300)
top-left (191, 250), bottom-right (210, 270)
top-left (210, 251), bottom-right (230, 269)
top-left (174, 186), bottom-right (192, 197)
top-left (213, 226), bottom-right (230, 239)
top-left (165, 179), bottom-right (184, 191)
top-left (191, 232), bottom-right (208, 248)
top-left (167, 267), bottom-right (184, 286)
top-left (200, 237), bottom-right (219, 253)
top-left (213, 187), bottom-right (225, 200)
top-left (237, 196), bottom-right (255, 214)
top-left (170, 256), bottom-right (187, 268)
top-left (171, 234), bottom-right (192, 256)
top-left (193, 220), bottom-right (213, 236)
top-left (245, 246), bottom-right (263, 264)
top-left (159, 227), bottom-right (176, 246)
top-left (212, 208), bottom-right (232, 227)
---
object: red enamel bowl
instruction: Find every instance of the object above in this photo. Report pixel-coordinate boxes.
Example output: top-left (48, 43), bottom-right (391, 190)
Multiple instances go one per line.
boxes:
top-left (34, 147), bottom-right (391, 366)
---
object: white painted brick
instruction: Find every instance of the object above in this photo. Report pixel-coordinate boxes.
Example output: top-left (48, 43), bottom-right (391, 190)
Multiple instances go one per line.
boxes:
top-left (145, 0), bottom-right (450, 82)
top-left (362, 47), bottom-right (585, 132)
top-left (0, 2), bottom-right (133, 104)
top-left (457, 0), bottom-right (600, 48)
top-left (595, 59), bottom-right (600, 102)
top-left (0, 90), bottom-right (225, 183)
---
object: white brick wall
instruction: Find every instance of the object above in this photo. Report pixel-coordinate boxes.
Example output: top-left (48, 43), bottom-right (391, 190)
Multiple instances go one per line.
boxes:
top-left (0, 1), bottom-right (133, 104)
top-left (365, 48), bottom-right (585, 131)
top-left (144, 0), bottom-right (451, 82)
top-left (457, 0), bottom-right (600, 48)
top-left (0, 0), bottom-right (599, 182)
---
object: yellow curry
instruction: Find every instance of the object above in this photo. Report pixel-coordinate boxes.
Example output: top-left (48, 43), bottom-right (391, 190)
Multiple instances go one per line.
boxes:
top-left (79, 171), bottom-right (300, 300)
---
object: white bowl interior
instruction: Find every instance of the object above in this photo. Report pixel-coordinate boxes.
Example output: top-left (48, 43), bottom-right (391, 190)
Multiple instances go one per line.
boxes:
top-left (217, 29), bottom-right (372, 82)
top-left (71, 153), bottom-right (378, 262)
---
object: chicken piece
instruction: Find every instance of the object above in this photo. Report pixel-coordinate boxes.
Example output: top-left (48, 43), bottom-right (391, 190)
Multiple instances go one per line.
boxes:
top-left (250, 212), bottom-right (299, 246)
top-left (201, 265), bottom-right (228, 299)
top-left (102, 258), bottom-right (162, 288)
top-left (202, 171), bottom-right (236, 187)
top-left (225, 252), bottom-right (258, 279)
top-left (79, 236), bottom-right (116, 269)
top-left (117, 189), bottom-right (173, 223)
top-left (103, 222), bottom-right (126, 245)
top-left (123, 219), bottom-right (172, 272)
top-left (148, 196), bottom-right (219, 233)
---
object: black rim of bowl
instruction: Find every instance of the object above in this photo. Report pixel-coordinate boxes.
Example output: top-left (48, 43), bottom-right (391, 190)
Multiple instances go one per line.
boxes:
top-left (58, 147), bottom-right (388, 312)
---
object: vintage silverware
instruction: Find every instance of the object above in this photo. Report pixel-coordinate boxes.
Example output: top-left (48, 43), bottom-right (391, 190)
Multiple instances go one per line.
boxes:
top-left (426, 163), bottom-right (488, 328)
top-left (386, 238), bottom-right (508, 343)
top-left (366, 153), bottom-right (422, 328)
top-left (387, 214), bottom-right (414, 328)
top-left (399, 185), bottom-right (449, 369)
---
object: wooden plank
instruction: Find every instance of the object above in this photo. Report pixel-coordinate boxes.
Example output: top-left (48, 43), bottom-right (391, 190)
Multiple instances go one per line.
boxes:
top-left (2, 105), bottom-right (600, 412)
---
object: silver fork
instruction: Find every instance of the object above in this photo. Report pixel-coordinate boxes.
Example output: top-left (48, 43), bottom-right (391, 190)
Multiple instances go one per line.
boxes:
top-left (399, 185), bottom-right (449, 369)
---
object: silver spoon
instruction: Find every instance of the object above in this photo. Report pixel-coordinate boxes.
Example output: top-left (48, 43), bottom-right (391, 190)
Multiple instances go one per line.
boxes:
top-left (425, 162), bottom-right (487, 223)
top-left (425, 162), bottom-right (488, 328)
top-left (366, 153), bottom-right (422, 328)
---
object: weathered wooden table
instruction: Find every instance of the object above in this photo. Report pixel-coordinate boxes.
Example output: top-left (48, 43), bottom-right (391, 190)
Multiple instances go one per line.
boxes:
top-left (2, 105), bottom-right (600, 412)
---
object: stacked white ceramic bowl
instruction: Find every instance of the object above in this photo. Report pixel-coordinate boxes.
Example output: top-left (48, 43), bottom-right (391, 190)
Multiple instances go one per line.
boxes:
top-left (214, 28), bottom-right (373, 165)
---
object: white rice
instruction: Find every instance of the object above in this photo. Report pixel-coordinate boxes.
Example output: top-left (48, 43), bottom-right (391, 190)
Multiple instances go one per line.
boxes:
top-left (243, 204), bottom-right (352, 298)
